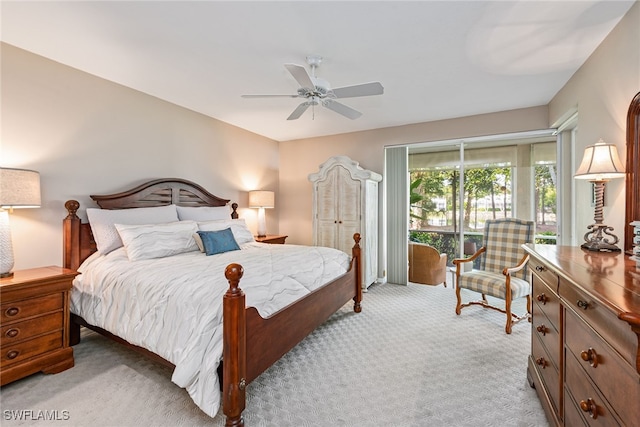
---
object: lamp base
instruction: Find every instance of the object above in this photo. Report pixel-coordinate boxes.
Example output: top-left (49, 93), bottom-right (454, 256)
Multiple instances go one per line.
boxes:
top-left (581, 223), bottom-right (621, 252)
top-left (0, 271), bottom-right (14, 279)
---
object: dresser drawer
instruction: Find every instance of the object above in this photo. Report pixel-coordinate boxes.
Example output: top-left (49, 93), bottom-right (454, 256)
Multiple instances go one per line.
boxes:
top-left (532, 274), bottom-right (560, 332)
top-left (532, 301), bottom-right (560, 370)
top-left (529, 257), bottom-right (559, 293)
top-left (1, 331), bottom-right (63, 368)
top-left (1, 311), bottom-right (63, 345)
top-left (532, 331), bottom-right (560, 412)
top-left (559, 278), bottom-right (638, 369)
top-left (565, 350), bottom-right (621, 427)
top-left (1, 293), bottom-right (63, 324)
top-left (565, 308), bottom-right (640, 423)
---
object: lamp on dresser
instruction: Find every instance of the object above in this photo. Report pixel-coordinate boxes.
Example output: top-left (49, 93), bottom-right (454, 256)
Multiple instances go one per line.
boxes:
top-left (574, 139), bottom-right (625, 252)
top-left (0, 167), bottom-right (41, 277)
top-left (248, 190), bottom-right (274, 238)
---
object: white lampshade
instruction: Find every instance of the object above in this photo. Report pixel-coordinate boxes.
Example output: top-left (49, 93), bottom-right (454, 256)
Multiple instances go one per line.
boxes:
top-left (248, 190), bottom-right (275, 208)
top-left (574, 139), bottom-right (625, 181)
top-left (0, 168), bottom-right (42, 208)
top-left (0, 167), bottom-right (41, 278)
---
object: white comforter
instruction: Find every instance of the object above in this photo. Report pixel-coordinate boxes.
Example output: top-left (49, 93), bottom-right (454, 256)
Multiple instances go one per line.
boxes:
top-left (71, 242), bottom-right (351, 417)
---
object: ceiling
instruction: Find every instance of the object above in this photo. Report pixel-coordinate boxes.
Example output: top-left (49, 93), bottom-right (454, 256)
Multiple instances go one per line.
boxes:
top-left (1, 1), bottom-right (635, 142)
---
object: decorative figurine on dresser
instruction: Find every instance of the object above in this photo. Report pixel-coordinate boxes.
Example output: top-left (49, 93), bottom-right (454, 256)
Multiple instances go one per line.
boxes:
top-left (524, 244), bottom-right (640, 427)
top-left (1, 266), bottom-right (78, 385)
top-left (309, 155), bottom-right (382, 289)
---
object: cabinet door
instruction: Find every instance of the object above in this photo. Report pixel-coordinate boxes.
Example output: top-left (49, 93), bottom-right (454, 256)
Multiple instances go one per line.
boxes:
top-left (335, 166), bottom-right (361, 254)
top-left (316, 169), bottom-right (339, 248)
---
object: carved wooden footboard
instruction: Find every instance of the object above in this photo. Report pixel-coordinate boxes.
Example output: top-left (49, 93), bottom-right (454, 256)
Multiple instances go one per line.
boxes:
top-left (62, 178), bottom-right (362, 426)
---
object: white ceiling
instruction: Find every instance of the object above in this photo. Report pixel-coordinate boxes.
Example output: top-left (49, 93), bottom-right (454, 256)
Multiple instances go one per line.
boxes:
top-left (1, 1), bottom-right (635, 142)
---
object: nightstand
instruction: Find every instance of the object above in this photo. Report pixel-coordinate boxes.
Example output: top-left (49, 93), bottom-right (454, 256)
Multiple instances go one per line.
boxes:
top-left (1, 266), bottom-right (78, 386)
top-left (255, 235), bottom-right (288, 244)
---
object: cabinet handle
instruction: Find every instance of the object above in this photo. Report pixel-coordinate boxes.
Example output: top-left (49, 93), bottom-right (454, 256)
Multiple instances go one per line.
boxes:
top-left (579, 398), bottom-right (599, 419)
top-left (535, 357), bottom-right (547, 369)
top-left (536, 293), bottom-right (548, 305)
top-left (6, 350), bottom-right (19, 360)
top-left (5, 307), bottom-right (20, 317)
top-left (580, 348), bottom-right (599, 368)
top-left (576, 300), bottom-right (590, 310)
top-left (5, 328), bottom-right (19, 338)
top-left (536, 324), bottom-right (547, 336)
top-left (535, 265), bottom-right (546, 272)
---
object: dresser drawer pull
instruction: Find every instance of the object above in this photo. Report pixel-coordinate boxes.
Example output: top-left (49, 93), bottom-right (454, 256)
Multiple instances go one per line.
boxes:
top-left (576, 300), bottom-right (590, 310)
top-left (534, 265), bottom-right (546, 272)
top-left (536, 324), bottom-right (547, 336)
top-left (580, 348), bottom-right (599, 368)
top-left (535, 357), bottom-right (547, 369)
top-left (536, 293), bottom-right (548, 305)
top-left (6, 350), bottom-right (19, 360)
top-left (579, 398), bottom-right (599, 419)
top-left (5, 328), bottom-right (20, 338)
top-left (4, 307), bottom-right (20, 317)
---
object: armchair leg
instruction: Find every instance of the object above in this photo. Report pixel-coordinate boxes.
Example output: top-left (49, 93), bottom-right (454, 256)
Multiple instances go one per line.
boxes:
top-left (526, 295), bottom-right (532, 322)
top-left (455, 279), bottom-right (462, 315)
top-left (505, 296), bottom-right (513, 334)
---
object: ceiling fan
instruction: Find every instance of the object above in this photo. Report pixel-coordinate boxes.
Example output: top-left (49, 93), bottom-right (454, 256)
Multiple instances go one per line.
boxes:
top-left (241, 55), bottom-right (384, 120)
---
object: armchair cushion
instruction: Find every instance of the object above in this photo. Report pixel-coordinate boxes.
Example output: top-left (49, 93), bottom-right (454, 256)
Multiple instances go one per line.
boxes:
top-left (457, 270), bottom-right (530, 300)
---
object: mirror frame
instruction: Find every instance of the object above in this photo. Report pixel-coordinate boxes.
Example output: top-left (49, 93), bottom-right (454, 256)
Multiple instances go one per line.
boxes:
top-left (625, 92), bottom-right (640, 255)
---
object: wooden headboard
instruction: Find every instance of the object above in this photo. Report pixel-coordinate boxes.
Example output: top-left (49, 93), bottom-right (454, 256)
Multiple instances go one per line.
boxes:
top-left (63, 178), bottom-right (239, 271)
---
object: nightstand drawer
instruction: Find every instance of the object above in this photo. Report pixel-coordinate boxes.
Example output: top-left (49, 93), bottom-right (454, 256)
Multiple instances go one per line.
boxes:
top-left (1, 293), bottom-right (63, 324)
top-left (1, 330), bottom-right (63, 368)
top-left (1, 311), bottom-right (63, 345)
top-left (565, 308), bottom-right (640, 423)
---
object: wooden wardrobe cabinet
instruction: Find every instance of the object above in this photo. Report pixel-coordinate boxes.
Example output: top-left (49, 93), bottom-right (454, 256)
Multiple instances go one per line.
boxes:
top-left (309, 155), bottom-right (382, 289)
top-left (524, 244), bottom-right (640, 427)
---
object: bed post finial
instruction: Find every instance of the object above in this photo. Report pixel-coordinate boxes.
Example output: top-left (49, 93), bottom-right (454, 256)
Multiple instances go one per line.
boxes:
top-left (223, 263), bottom-right (247, 427)
top-left (65, 199), bottom-right (80, 219)
top-left (231, 203), bottom-right (239, 219)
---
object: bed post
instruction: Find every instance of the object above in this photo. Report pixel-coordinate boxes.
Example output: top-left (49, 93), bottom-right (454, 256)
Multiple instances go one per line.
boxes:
top-left (223, 263), bottom-right (247, 427)
top-left (352, 233), bottom-right (363, 313)
top-left (63, 200), bottom-right (82, 271)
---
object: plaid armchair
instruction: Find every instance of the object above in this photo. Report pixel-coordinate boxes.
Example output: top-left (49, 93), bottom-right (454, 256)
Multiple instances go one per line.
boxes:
top-left (453, 218), bottom-right (535, 334)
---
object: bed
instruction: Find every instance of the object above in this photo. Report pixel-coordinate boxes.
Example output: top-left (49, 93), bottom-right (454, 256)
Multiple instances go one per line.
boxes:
top-left (62, 178), bottom-right (362, 427)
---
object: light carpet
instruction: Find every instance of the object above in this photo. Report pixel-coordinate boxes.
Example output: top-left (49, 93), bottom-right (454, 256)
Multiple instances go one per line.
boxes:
top-left (0, 283), bottom-right (549, 427)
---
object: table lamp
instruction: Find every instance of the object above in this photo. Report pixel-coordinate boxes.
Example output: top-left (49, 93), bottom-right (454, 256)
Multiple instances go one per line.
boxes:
top-left (0, 168), bottom-right (41, 277)
top-left (574, 139), bottom-right (625, 252)
top-left (248, 190), bottom-right (274, 238)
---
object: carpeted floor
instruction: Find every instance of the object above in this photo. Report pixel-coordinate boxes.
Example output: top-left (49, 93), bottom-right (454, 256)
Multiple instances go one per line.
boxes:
top-left (0, 283), bottom-right (549, 427)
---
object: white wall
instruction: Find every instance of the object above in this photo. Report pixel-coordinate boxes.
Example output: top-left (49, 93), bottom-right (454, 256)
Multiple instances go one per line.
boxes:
top-left (1, 43), bottom-right (280, 270)
top-left (549, 1), bottom-right (639, 249)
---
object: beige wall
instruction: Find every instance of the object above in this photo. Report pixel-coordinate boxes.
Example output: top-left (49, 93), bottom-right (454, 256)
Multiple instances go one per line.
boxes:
top-left (1, 43), bottom-right (280, 270)
top-left (549, 1), bottom-right (639, 249)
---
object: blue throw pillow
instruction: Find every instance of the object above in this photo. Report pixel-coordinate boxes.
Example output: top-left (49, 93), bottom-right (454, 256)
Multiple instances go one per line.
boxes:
top-left (197, 228), bottom-right (240, 256)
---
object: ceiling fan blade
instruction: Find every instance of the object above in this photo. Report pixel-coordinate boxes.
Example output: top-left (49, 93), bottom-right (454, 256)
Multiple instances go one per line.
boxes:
top-left (287, 102), bottom-right (311, 120)
top-left (331, 82), bottom-right (384, 99)
top-left (284, 63), bottom-right (315, 89)
top-left (241, 94), bottom-right (300, 98)
top-left (323, 100), bottom-right (362, 120)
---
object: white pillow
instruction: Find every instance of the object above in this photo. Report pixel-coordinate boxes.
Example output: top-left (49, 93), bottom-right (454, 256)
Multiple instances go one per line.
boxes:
top-left (198, 219), bottom-right (255, 244)
top-left (176, 205), bottom-right (231, 221)
top-left (87, 205), bottom-right (179, 255)
top-left (115, 220), bottom-right (199, 261)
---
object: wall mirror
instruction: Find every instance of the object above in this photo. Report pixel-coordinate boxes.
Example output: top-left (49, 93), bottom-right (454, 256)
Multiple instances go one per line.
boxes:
top-left (625, 92), bottom-right (640, 254)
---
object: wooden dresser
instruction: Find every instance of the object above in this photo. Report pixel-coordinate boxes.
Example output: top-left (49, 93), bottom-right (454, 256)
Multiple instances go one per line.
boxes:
top-left (523, 244), bottom-right (640, 427)
top-left (1, 266), bottom-right (78, 385)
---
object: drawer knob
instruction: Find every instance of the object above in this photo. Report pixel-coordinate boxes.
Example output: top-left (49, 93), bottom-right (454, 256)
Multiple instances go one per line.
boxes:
top-left (580, 348), bottom-right (599, 368)
top-left (5, 307), bottom-right (20, 317)
top-left (5, 328), bottom-right (19, 338)
top-left (536, 324), bottom-right (547, 336)
top-left (6, 350), bottom-right (19, 360)
top-left (535, 357), bottom-right (547, 369)
top-left (579, 398), bottom-right (599, 419)
top-left (576, 300), bottom-right (590, 310)
top-left (534, 265), bottom-right (546, 272)
top-left (536, 293), bottom-right (548, 305)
